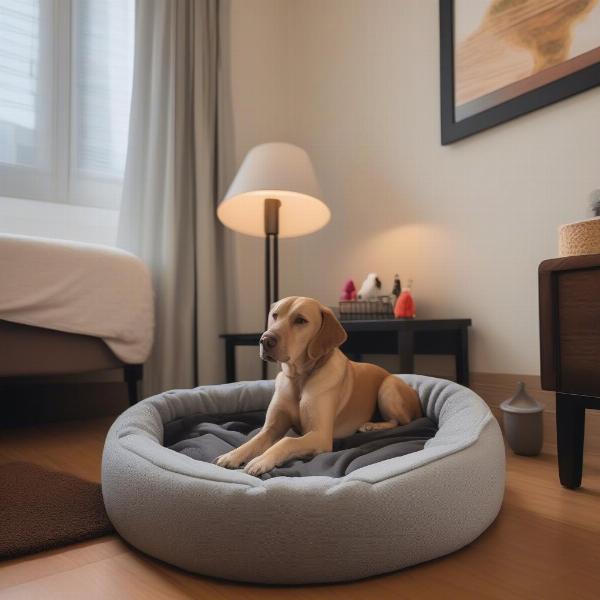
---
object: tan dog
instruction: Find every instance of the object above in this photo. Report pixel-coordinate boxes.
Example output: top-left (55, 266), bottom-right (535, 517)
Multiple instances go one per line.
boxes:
top-left (216, 297), bottom-right (422, 476)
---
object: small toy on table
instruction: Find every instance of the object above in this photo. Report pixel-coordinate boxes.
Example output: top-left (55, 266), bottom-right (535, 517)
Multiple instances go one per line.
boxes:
top-left (340, 279), bottom-right (357, 300)
top-left (391, 274), bottom-right (401, 301)
top-left (394, 279), bottom-right (416, 318)
top-left (357, 273), bottom-right (381, 299)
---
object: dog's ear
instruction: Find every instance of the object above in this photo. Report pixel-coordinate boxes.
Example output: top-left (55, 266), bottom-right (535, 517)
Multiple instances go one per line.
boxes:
top-left (267, 300), bottom-right (281, 320)
top-left (307, 308), bottom-right (348, 360)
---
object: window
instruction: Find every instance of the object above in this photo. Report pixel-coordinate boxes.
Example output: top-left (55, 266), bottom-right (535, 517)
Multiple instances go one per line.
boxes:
top-left (0, 0), bottom-right (135, 209)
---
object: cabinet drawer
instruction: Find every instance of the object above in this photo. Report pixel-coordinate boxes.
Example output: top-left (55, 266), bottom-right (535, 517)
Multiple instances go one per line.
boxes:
top-left (539, 255), bottom-right (600, 397)
top-left (558, 270), bottom-right (600, 396)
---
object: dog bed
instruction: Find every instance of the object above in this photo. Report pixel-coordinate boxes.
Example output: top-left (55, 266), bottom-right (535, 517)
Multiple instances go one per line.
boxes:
top-left (102, 375), bottom-right (505, 584)
top-left (166, 410), bottom-right (438, 478)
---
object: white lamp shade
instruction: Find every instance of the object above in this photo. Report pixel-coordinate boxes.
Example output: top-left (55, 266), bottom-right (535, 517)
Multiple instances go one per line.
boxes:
top-left (218, 142), bottom-right (330, 238)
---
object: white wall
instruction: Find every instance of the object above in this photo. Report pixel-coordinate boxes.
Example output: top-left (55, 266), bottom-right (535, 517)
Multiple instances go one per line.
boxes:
top-left (226, 0), bottom-right (600, 377)
top-left (221, 0), bottom-right (295, 379)
top-left (222, 0), bottom-right (292, 331)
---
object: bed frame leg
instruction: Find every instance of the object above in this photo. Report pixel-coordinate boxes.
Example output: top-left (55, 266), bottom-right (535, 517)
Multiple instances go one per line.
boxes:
top-left (124, 364), bottom-right (143, 406)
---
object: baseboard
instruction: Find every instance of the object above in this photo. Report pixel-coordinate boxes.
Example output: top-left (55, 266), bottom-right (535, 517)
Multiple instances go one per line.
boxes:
top-left (470, 372), bottom-right (600, 456)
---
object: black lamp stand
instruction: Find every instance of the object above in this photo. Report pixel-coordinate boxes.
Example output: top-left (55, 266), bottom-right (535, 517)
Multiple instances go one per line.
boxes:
top-left (262, 198), bottom-right (281, 379)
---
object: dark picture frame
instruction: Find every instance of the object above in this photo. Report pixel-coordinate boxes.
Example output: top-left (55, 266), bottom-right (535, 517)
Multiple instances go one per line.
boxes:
top-left (440, 0), bottom-right (600, 145)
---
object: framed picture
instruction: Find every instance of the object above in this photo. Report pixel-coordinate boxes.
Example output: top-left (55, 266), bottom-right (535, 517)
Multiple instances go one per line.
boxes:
top-left (440, 0), bottom-right (600, 145)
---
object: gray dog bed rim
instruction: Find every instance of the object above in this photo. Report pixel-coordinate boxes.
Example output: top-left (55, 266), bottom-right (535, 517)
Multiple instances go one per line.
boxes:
top-left (101, 375), bottom-right (505, 584)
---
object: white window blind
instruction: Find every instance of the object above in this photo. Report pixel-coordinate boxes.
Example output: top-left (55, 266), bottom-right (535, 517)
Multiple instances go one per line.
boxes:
top-left (0, 0), bottom-right (134, 210)
top-left (0, 0), bottom-right (42, 169)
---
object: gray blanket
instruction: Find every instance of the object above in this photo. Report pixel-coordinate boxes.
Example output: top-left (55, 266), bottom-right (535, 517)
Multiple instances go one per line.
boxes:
top-left (165, 410), bottom-right (437, 479)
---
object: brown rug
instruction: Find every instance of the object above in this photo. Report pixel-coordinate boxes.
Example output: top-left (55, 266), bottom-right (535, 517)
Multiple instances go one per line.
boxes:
top-left (0, 462), bottom-right (114, 560)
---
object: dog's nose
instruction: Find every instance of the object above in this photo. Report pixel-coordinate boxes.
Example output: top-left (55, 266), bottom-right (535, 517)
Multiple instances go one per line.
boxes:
top-left (260, 332), bottom-right (278, 350)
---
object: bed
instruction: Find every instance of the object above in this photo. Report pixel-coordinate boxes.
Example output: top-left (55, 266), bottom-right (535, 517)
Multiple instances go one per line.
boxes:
top-left (0, 234), bottom-right (154, 404)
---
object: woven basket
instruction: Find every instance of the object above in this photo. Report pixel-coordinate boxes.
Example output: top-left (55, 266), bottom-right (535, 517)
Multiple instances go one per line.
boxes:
top-left (558, 217), bottom-right (600, 257)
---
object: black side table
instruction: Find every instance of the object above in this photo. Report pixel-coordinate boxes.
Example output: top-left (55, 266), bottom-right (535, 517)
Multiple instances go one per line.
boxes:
top-left (221, 318), bottom-right (471, 385)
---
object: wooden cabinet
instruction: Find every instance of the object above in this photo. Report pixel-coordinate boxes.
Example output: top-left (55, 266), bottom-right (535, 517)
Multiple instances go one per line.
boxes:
top-left (539, 253), bottom-right (600, 488)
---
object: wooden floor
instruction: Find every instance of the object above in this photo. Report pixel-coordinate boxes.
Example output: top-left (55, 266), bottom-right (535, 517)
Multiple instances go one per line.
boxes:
top-left (1, 418), bottom-right (600, 600)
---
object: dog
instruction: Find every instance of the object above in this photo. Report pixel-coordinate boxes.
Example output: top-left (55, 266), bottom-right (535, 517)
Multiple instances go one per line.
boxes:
top-left (216, 296), bottom-right (422, 476)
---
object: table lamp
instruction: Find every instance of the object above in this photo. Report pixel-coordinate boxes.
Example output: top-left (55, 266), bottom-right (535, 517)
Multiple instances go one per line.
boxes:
top-left (218, 142), bottom-right (330, 322)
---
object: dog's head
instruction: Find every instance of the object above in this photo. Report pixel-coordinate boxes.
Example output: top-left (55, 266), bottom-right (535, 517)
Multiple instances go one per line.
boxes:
top-left (259, 297), bottom-right (347, 365)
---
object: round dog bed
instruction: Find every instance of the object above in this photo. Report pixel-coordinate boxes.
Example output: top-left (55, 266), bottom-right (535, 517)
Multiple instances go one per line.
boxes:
top-left (101, 375), bottom-right (505, 584)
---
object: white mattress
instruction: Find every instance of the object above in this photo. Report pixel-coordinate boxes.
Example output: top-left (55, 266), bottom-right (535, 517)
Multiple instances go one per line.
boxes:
top-left (0, 234), bottom-right (154, 364)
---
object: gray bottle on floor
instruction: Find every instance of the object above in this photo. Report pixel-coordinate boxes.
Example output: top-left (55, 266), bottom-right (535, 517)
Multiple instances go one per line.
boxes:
top-left (500, 381), bottom-right (544, 456)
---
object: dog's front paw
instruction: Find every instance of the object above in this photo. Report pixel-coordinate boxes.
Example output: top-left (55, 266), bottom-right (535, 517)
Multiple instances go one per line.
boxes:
top-left (358, 420), bottom-right (396, 433)
top-left (358, 422), bottom-right (375, 432)
top-left (215, 450), bottom-right (245, 469)
top-left (244, 455), bottom-right (275, 477)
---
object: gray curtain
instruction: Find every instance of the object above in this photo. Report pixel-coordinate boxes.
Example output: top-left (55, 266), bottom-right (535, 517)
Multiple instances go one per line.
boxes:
top-left (118, 0), bottom-right (224, 395)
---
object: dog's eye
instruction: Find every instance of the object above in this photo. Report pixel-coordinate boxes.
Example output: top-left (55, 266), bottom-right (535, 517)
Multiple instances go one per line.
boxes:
top-left (271, 313), bottom-right (278, 320)
top-left (294, 316), bottom-right (307, 325)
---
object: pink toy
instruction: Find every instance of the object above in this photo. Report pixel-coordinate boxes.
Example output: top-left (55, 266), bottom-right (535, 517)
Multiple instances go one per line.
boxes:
top-left (340, 279), bottom-right (357, 300)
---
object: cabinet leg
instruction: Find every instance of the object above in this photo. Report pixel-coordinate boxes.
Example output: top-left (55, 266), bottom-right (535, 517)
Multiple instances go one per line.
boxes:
top-left (556, 393), bottom-right (585, 489)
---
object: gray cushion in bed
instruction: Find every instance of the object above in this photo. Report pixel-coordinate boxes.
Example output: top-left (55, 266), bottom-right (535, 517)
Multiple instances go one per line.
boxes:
top-left (101, 375), bottom-right (505, 584)
top-left (166, 412), bottom-right (438, 478)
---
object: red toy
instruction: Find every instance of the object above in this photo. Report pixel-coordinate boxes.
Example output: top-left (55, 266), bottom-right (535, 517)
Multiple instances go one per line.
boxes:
top-left (340, 279), bottom-right (357, 300)
top-left (394, 281), bottom-right (416, 318)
